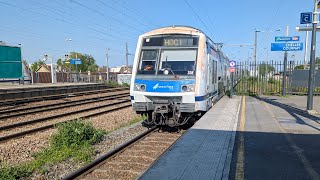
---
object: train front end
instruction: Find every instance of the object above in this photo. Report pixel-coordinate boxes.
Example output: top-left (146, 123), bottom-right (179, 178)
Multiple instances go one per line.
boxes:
top-left (130, 26), bottom-right (207, 127)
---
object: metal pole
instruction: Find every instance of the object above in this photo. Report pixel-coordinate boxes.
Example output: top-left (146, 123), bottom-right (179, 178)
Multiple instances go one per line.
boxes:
top-left (51, 56), bottom-right (54, 84)
top-left (106, 48), bottom-right (109, 82)
top-left (75, 53), bottom-right (78, 83)
top-left (230, 72), bottom-right (234, 97)
top-left (307, 0), bottom-right (318, 110)
top-left (125, 42), bottom-right (128, 74)
top-left (282, 26), bottom-right (289, 96)
top-left (62, 56), bottom-right (65, 83)
top-left (254, 30), bottom-right (257, 64)
top-left (304, 24), bottom-right (309, 70)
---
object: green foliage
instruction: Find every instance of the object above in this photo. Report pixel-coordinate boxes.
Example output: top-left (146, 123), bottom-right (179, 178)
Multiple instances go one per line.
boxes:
top-left (61, 52), bottom-right (99, 72)
top-left (0, 164), bottom-right (32, 180)
top-left (294, 65), bottom-right (305, 70)
top-left (258, 63), bottom-right (275, 76)
top-left (30, 60), bottom-right (45, 72)
top-left (51, 120), bottom-right (105, 148)
top-left (0, 121), bottom-right (105, 179)
top-left (122, 83), bottom-right (130, 87)
top-left (105, 81), bottom-right (130, 88)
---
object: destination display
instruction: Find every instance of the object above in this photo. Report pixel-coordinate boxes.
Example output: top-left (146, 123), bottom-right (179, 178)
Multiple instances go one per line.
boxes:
top-left (143, 37), bottom-right (198, 47)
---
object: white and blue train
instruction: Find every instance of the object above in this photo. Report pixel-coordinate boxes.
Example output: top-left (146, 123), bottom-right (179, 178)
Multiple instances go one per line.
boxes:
top-left (130, 26), bottom-right (230, 127)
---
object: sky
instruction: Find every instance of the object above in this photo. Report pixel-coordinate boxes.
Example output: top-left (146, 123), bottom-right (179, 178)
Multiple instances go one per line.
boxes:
top-left (0, 0), bottom-right (315, 68)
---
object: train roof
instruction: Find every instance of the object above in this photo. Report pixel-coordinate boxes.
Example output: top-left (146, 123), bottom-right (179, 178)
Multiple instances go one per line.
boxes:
top-left (142, 25), bottom-right (229, 62)
top-left (142, 25), bottom-right (204, 36)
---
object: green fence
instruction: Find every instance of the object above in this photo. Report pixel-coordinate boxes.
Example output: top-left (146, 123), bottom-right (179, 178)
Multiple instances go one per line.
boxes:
top-left (233, 60), bottom-right (320, 95)
top-left (0, 45), bottom-right (22, 79)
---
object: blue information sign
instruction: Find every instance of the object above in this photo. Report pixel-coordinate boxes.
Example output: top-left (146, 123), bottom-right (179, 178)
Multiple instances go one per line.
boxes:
top-left (275, 36), bottom-right (300, 42)
top-left (271, 43), bottom-right (303, 51)
top-left (70, 58), bottom-right (82, 65)
top-left (300, 12), bottom-right (312, 24)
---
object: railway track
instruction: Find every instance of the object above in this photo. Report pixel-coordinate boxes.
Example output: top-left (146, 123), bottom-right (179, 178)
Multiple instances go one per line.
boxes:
top-left (0, 100), bottom-right (132, 142)
top-left (0, 91), bottom-right (129, 120)
top-left (0, 87), bottom-right (128, 107)
top-left (63, 127), bottom-right (184, 180)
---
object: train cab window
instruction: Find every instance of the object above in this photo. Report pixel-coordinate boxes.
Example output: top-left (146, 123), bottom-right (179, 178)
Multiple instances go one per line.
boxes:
top-left (159, 50), bottom-right (197, 75)
top-left (138, 50), bottom-right (158, 74)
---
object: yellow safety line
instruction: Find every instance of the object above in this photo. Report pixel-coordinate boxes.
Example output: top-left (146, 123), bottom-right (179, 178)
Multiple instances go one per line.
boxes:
top-left (235, 96), bottom-right (246, 180)
top-left (240, 96), bottom-right (246, 132)
top-left (263, 101), bottom-right (320, 180)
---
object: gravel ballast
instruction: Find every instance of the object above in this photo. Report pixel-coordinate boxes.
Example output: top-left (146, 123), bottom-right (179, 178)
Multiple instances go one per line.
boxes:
top-left (0, 107), bottom-right (145, 170)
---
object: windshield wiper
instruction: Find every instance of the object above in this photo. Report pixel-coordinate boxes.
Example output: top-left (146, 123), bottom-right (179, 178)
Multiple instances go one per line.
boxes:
top-left (163, 56), bottom-right (177, 78)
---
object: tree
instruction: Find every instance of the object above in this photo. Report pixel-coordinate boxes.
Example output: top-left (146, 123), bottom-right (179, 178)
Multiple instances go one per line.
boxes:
top-left (294, 65), bottom-right (304, 70)
top-left (258, 63), bottom-right (275, 76)
top-left (58, 52), bottom-right (98, 72)
top-left (30, 60), bottom-right (45, 72)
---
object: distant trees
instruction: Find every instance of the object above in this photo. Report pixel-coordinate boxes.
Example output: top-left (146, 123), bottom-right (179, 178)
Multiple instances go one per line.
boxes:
top-left (57, 52), bottom-right (98, 72)
top-left (294, 57), bottom-right (320, 70)
top-left (30, 60), bottom-right (45, 72)
top-left (258, 63), bottom-right (275, 76)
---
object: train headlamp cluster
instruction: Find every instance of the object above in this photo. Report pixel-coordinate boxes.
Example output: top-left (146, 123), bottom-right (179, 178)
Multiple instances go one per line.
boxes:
top-left (134, 83), bottom-right (146, 91)
top-left (181, 84), bottom-right (195, 92)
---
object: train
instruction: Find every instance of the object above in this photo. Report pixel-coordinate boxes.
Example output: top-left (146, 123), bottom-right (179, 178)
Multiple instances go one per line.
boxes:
top-left (130, 26), bottom-right (230, 127)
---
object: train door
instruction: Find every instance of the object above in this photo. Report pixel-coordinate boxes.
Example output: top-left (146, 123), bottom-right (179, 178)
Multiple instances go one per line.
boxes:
top-left (212, 60), bottom-right (218, 93)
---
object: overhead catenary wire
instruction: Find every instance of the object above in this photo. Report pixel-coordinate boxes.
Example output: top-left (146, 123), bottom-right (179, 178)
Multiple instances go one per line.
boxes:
top-left (184, 0), bottom-right (216, 40)
top-left (109, 0), bottom-right (160, 28)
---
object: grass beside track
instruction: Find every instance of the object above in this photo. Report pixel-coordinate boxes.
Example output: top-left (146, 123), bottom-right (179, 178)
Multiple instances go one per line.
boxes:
top-left (0, 121), bottom-right (105, 180)
top-left (0, 115), bottom-right (145, 180)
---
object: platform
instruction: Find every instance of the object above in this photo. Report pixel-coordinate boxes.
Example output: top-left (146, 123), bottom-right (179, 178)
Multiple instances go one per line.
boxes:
top-left (140, 95), bottom-right (320, 180)
top-left (260, 95), bottom-right (320, 114)
top-left (228, 96), bottom-right (320, 179)
top-left (140, 96), bottom-right (241, 180)
top-left (0, 83), bottom-right (108, 100)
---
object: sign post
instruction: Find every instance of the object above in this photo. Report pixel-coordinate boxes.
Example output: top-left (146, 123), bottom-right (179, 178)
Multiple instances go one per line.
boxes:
top-left (229, 61), bottom-right (236, 98)
top-left (70, 58), bottom-right (81, 83)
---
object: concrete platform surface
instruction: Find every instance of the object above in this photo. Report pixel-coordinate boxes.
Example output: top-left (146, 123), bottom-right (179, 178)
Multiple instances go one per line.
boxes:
top-left (260, 95), bottom-right (320, 114)
top-left (140, 96), bottom-right (241, 180)
top-left (229, 96), bottom-right (320, 180)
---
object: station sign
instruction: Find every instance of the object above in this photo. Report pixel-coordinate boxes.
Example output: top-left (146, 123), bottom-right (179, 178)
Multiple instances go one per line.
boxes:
top-left (271, 43), bottom-right (303, 51)
top-left (229, 60), bottom-right (236, 72)
top-left (70, 58), bottom-right (82, 65)
top-left (300, 12), bottom-right (312, 24)
top-left (275, 36), bottom-right (300, 42)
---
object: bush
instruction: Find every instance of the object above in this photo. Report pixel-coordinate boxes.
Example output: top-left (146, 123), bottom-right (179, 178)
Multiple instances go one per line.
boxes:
top-left (0, 120), bottom-right (106, 179)
top-left (51, 120), bottom-right (105, 148)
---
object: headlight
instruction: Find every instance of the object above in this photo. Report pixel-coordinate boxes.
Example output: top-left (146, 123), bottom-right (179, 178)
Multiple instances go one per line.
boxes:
top-left (134, 83), bottom-right (146, 91)
top-left (181, 84), bottom-right (195, 92)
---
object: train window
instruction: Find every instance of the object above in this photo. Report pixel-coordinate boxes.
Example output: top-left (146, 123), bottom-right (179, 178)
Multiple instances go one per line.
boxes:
top-left (137, 50), bottom-right (158, 74)
top-left (159, 50), bottom-right (197, 75)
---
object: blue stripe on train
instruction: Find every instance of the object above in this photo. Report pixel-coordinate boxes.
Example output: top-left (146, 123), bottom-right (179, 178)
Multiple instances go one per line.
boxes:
top-left (134, 79), bottom-right (195, 93)
top-left (195, 91), bottom-right (218, 101)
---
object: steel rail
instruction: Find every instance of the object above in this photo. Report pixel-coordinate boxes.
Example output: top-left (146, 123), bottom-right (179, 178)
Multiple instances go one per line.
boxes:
top-left (0, 93), bottom-right (129, 120)
top-left (0, 87), bottom-right (128, 106)
top-left (0, 103), bottom-right (132, 142)
top-left (62, 126), bottom-right (157, 180)
top-left (0, 99), bottom-right (131, 131)
top-left (0, 89), bottom-right (129, 115)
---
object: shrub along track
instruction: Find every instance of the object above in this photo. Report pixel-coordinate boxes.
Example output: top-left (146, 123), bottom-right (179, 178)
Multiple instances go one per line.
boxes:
top-left (0, 97), bottom-right (132, 142)
top-left (63, 127), bottom-right (185, 180)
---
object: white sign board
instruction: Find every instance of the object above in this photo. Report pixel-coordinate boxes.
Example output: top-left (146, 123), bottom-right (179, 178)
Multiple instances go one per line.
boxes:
top-left (117, 74), bottom-right (131, 85)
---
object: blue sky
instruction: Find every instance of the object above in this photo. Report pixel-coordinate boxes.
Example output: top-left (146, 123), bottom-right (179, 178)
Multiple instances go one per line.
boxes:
top-left (0, 0), bottom-right (315, 67)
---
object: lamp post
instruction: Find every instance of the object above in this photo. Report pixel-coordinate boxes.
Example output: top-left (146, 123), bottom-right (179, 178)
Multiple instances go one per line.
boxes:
top-left (66, 39), bottom-right (77, 83)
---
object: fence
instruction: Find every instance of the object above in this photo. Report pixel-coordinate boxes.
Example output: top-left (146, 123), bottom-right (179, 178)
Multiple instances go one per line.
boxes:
top-left (32, 72), bottom-right (118, 84)
top-left (233, 60), bottom-right (320, 95)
